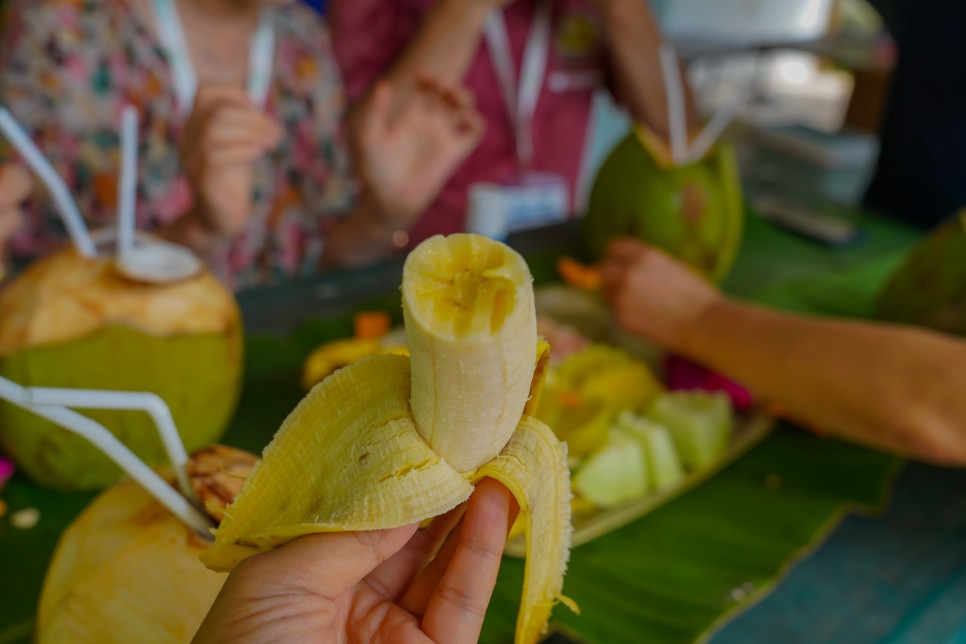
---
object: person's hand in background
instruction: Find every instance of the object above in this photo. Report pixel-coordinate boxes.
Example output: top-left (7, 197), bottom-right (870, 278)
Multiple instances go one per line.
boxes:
top-left (600, 237), bottom-right (966, 466)
top-left (600, 238), bottom-right (721, 355)
top-left (194, 479), bottom-right (516, 643)
top-left (178, 86), bottom-right (282, 246)
top-left (353, 75), bottom-right (484, 233)
top-left (0, 164), bottom-right (32, 270)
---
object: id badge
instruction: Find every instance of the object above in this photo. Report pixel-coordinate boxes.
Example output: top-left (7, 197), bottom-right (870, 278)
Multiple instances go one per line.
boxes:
top-left (466, 173), bottom-right (569, 241)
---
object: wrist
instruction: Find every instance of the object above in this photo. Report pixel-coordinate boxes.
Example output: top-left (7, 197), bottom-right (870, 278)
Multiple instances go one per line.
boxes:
top-left (679, 294), bottom-right (730, 359)
top-left (353, 192), bottom-right (413, 249)
top-left (160, 207), bottom-right (222, 256)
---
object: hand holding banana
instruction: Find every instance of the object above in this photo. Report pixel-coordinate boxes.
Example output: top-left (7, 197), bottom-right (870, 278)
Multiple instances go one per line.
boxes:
top-left (195, 479), bottom-right (517, 643)
top-left (202, 234), bottom-right (574, 643)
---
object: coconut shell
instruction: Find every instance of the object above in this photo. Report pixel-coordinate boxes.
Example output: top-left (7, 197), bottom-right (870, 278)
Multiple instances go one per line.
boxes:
top-left (876, 211), bottom-right (966, 336)
top-left (584, 126), bottom-right (745, 282)
top-left (35, 464), bottom-right (249, 643)
top-left (0, 248), bottom-right (243, 490)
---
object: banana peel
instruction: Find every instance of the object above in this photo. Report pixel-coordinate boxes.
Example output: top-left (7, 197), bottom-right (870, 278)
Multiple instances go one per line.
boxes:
top-left (202, 235), bottom-right (574, 643)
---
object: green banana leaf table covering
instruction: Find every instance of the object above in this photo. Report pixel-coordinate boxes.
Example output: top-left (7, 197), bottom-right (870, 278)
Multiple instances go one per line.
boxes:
top-left (1, 212), bottom-right (963, 644)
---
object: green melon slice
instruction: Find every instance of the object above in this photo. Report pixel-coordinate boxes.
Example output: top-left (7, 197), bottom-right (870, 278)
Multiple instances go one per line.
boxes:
top-left (573, 427), bottom-right (649, 509)
top-left (617, 411), bottom-right (685, 491)
top-left (646, 392), bottom-right (733, 471)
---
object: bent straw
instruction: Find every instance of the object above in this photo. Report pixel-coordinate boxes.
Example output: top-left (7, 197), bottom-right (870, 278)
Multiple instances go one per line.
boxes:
top-left (0, 107), bottom-right (97, 258)
top-left (26, 388), bottom-right (198, 507)
top-left (687, 85), bottom-right (750, 163)
top-left (117, 106), bottom-right (139, 261)
top-left (658, 44), bottom-right (689, 167)
top-left (687, 55), bottom-right (759, 163)
top-left (0, 377), bottom-right (213, 536)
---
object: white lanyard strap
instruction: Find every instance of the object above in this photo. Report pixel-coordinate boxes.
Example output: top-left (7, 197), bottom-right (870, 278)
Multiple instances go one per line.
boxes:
top-left (484, 0), bottom-right (552, 169)
top-left (151, 0), bottom-right (275, 114)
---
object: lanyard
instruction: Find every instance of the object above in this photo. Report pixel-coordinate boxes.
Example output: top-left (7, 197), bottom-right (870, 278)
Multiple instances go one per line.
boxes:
top-left (151, 0), bottom-right (276, 114)
top-left (484, 0), bottom-right (552, 170)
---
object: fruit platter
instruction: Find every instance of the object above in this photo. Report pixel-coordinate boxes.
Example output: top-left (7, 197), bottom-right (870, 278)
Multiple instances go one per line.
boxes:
top-left (520, 285), bottom-right (774, 552)
top-left (302, 278), bottom-right (775, 557)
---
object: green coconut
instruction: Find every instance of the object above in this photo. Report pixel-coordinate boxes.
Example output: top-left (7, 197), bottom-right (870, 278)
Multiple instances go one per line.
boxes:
top-left (0, 248), bottom-right (243, 490)
top-left (876, 210), bottom-right (966, 336)
top-left (584, 126), bottom-right (745, 282)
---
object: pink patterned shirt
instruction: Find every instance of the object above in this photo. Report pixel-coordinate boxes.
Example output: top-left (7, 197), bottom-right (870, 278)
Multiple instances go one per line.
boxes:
top-left (331, 0), bottom-right (607, 247)
top-left (0, 0), bottom-right (352, 289)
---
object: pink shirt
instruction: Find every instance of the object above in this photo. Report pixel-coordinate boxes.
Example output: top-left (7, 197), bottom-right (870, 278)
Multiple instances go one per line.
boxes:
top-left (331, 0), bottom-right (608, 246)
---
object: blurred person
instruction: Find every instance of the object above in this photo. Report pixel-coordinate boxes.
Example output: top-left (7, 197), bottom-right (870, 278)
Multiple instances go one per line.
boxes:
top-left (330, 0), bottom-right (694, 247)
top-left (195, 479), bottom-right (515, 643)
top-left (0, 0), bottom-right (481, 288)
top-left (600, 238), bottom-right (966, 467)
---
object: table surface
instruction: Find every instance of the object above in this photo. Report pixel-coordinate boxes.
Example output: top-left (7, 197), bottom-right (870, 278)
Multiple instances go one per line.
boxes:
top-left (3, 208), bottom-right (965, 643)
top-left (239, 209), bottom-right (966, 643)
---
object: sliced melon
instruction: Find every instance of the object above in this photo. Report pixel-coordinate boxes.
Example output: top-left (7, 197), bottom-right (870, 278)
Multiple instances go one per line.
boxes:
top-left (617, 411), bottom-right (685, 491)
top-left (646, 392), bottom-right (733, 471)
top-left (573, 427), bottom-right (650, 509)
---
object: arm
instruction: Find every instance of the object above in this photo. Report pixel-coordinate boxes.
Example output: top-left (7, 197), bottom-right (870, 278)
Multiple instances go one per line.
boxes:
top-left (319, 193), bottom-right (398, 269)
top-left (333, 0), bottom-right (500, 110)
top-left (602, 239), bottom-right (966, 466)
top-left (594, 0), bottom-right (696, 141)
top-left (195, 479), bottom-right (514, 643)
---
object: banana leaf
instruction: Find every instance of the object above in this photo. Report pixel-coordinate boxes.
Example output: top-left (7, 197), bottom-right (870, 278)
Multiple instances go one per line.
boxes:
top-left (0, 232), bottom-right (916, 643)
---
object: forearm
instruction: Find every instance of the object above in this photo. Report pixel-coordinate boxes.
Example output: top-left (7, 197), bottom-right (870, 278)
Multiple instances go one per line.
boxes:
top-left (379, 0), bottom-right (492, 104)
top-left (683, 299), bottom-right (966, 465)
top-left (320, 194), bottom-right (398, 270)
top-left (598, 0), bottom-right (695, 139)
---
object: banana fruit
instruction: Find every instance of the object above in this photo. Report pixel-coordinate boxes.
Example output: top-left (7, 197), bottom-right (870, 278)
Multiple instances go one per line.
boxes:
top-left (201, 234), bottom-right (574, 642)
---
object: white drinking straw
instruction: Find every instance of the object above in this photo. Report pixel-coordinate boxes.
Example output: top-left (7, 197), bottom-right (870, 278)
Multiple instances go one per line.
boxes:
top-left (658, 44), bottom-right (689, 167)
top-left (117, 106), bottom-right (139, 261)
top-left (25, 387), bottom-right (198, 507)
top-left (0, 377), bottom-right (212, 536)
top-left (687, 54), bottom-right (760, 163)
top-left (0, 107), bottom-right (96, 258)
top-left (687, 84), bottom-right (752, 163)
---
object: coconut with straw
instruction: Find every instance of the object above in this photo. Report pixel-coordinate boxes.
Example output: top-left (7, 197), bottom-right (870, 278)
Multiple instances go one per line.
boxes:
top-left (584, 45), bottom-right (747, 282)
top-left (0, 106), bottom-right (243, 490)
top-left (0, 377), bottom-right (256, 643)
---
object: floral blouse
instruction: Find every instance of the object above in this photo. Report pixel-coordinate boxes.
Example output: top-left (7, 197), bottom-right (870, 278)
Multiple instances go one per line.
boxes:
top-left (0, 0), bottom-right (352, 289)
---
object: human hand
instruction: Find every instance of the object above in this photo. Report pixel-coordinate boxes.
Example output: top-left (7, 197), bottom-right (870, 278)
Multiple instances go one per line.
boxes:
top-left (354, 76), bottom-right (484, 232)
top-left (600, 238), bottom-right (722, 354)
top-left (194, 478), bottom-right (517, 643)
top-left (180, 86), bottom-right (282, 239)
top-left (0, 164), bottom-right (32, 258)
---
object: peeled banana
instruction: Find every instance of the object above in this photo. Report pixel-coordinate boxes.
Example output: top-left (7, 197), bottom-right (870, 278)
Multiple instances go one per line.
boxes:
top-left (201, 234), bottom-right (574, 643)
